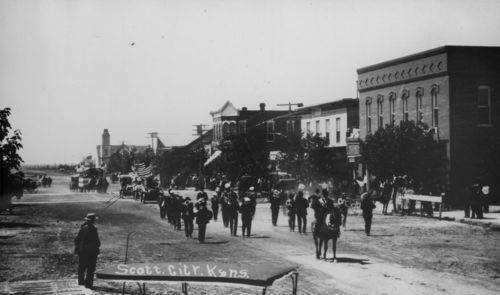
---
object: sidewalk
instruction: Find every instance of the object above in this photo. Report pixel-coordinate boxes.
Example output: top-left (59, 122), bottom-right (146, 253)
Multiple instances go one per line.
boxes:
top-left (373, 202), bottom-right (500, 230)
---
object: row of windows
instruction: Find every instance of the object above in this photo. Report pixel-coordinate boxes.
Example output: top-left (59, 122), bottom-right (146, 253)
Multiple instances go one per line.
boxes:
top-left (305, 118), bottom-right (342, 144)
top-left (366, 85), bottom-right (493, 133)
top-left (366, 85), bottom-right (440, 133)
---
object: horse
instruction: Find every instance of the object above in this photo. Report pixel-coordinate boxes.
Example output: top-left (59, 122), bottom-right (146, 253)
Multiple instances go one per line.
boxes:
top-left (312, 211), bottom-right (340, 261)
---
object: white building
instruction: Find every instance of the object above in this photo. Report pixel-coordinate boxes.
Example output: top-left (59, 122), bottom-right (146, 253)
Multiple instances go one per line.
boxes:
top-left (299, 99), bottom-right (359, 147)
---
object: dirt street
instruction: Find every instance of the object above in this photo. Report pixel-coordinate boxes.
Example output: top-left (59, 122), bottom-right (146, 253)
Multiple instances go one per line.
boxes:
top-left (1, 174), bottom-right (499, 294)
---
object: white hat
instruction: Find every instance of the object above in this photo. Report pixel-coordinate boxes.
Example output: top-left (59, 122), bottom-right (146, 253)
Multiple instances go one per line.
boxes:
top-left (224, 183), bottom-right (231, 189)
top-left (249, 186), bottom-right (254, 191)
top-left (298, 183), bottom-right (306, 190)
top-left (84, 213), bottom-right (98, 221)
top-left (243, 197), bottom-right (250, 202)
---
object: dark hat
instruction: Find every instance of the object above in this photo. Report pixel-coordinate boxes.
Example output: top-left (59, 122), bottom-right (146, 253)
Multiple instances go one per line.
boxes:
top-left (84, 213), bottom-right (97, 221)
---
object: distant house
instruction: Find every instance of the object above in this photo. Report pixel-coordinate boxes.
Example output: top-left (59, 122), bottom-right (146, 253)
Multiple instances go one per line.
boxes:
top-left (96, 129), bottom-right (151, 167)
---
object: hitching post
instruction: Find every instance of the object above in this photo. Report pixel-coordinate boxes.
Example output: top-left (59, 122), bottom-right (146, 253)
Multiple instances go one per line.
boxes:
top-left (122, 232), bottom-right (135, 295)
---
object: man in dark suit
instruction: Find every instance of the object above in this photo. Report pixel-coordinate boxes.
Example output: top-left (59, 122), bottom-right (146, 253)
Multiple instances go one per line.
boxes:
top-left (74, 213), bottom-right (100, 289)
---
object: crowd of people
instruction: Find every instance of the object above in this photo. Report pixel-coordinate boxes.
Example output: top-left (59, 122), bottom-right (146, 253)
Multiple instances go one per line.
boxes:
top-left (154, 180), bottom-right (379, 245)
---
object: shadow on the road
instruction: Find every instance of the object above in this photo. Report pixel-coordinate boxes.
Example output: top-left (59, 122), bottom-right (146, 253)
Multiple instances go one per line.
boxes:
top-left (0, 235), bottom-right (16, 239)
top-left (248, 235), bottom-right (271, 239)
top-left (369, 234), bottom-right (394, 237)
top-left (201, 241), bottom-right (229, 245)
top-left (344, 229), bottom-right (364, 232)
top-left (90, 286), bottom-right (122, 294)
top-left (327, 257), bottom-right (371, 265)
top-left (0, 222), bottom-right (43, 228)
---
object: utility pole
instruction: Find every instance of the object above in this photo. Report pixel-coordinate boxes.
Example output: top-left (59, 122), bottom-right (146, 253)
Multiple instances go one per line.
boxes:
top-left (277, 102), bottom-right (304, 111)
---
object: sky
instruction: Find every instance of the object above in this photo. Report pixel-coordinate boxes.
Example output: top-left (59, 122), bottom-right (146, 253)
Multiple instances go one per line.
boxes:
top-left (1, 0), bottom-right (500, 164)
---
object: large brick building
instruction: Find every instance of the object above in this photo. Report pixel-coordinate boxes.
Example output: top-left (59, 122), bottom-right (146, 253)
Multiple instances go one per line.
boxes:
top-left (357, 46), bottom-right (499, 205)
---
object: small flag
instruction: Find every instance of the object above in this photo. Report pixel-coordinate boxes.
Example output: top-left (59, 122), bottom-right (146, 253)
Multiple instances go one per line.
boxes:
top-left (134, 162), bottom-right (153, 178)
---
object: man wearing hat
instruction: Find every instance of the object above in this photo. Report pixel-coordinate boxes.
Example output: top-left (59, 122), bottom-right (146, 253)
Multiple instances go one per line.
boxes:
top-left (269, 190), bottom-right (281, 226)
top-left (247, 186), bottom-right (257, 219)
top-left (240, 197), bottom-right (254, 237)
top-left (221, 183), bottom-right (231, 227)
top-left (228, 191), bottom-right (240, 236)
top-left (361, 192), bottom-right (376, 236)
top-left (338, 193), bottom-right (349, 229)
top-left (182, 197), bottom-right (194, 238)
top-left (194, 200), bottom-right (213, 243)
top-left (74, 213), bottom-right (101, 289)
top-left (295, 191), bottom-right (309, 234)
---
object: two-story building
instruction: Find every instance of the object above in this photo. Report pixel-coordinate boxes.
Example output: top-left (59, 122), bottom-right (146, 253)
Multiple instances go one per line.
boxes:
top-left (357, 46), bottom-right (500, 205)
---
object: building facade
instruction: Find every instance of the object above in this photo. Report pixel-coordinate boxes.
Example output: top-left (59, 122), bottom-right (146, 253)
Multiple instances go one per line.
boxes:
top-left (357, 46), bottom-right (500, 205)
top-left (300, 99), bottom-right (359, 147)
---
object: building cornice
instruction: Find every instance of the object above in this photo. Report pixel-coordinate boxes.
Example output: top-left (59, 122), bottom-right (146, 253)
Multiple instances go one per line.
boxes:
top-left (358, 71), bottom-right (448, 93)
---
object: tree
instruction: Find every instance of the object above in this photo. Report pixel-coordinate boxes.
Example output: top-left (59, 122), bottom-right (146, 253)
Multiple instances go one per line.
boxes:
top-left (0, 108), bottom-right (24, 212)
top-left (276, 132), bottom-right (344, 183)
top-left (361, 120), bottom-right (447, 194)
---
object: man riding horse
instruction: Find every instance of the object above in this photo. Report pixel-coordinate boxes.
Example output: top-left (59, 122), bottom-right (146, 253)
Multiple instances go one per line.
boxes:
top-left (311, 189), bottom-right (341, 261)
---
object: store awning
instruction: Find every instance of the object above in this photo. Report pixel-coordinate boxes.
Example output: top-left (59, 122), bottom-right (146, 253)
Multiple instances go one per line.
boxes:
top-left (204, 150), bottom-right (222, 167)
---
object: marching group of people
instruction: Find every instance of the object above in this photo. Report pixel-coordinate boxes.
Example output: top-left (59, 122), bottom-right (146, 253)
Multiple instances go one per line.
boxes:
top-left (155, 180), bottom-right (378, 245)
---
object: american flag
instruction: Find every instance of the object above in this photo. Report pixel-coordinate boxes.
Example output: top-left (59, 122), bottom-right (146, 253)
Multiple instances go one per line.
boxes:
top-left (134, 162), bottom-right (153, 178)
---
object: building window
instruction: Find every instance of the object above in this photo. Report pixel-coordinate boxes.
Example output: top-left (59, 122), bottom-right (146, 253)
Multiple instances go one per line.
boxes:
top-left (389, 92), bottom-right (396, 125)
top-left (377, 95), bottom-right (384, 129)
top-left (286, 120), bottom-right (295, 134)
top-left (266, 121), bottom-right (275, 141)
top-left (335, 118), bottom-right (341, 143)
top-left (306, 121), bottom-right (311, 134)
top-left (416, 87), bottom-right (424, 123)
top-left (366, 98), bottom-right (372, 134)
top-left (315, 120), bottom-right (320, 136)
top-left (239, 120), bottom-right (247, 134)
top-left (431, 85), bottom-right (439, 128)
top-left (402, 90), bottom-right (409, 122)
top-left (478, 85), bottom-right (492, 125)
top-left (325, 119), bottom-right (330, 145)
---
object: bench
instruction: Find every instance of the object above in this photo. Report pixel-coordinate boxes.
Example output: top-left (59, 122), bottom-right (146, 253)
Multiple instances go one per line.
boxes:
top-left (401, 194), bottom-right (444, 220)
top-left (96, 262), bottom-right (299, 295)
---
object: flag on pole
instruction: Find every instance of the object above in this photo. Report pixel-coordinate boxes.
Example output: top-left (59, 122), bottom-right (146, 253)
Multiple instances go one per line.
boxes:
top-left (134, 162), bottom-right (153, 178)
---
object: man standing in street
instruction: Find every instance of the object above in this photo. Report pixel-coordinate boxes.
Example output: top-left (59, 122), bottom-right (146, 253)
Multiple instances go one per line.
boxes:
top-left (361, 193), bottom-right (376, 236)
top-left (195, 200), bottom-right (212, 243)
top-left (270, 190), bottom-right (281, 226)
top-left (182, 197), bottom-right (194, 238)
top-left (211, 192), bottom-right (219, 221)
top-left (228, 190), bottom-right (240, 236)
top-left (295, 191), bottom-right (309, 234)
top-left (74, 213), bottom-right (100, 289)
top-left (240, 197), bottom-right (253, 237)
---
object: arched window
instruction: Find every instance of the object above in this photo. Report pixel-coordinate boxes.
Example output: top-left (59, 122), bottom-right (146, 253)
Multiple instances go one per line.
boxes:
top-left (431, 85), bottom-right (439, 128)
top-left (389, 92), bottom-right (396, 125)
top-left (377, 95), bottom-right (384, 129)
top-left (401, 90), bottom-right (410, 122)
top-left (416, 87), bottom-right (424, 123)
top-left (366, 97), bottom-right (373, 134)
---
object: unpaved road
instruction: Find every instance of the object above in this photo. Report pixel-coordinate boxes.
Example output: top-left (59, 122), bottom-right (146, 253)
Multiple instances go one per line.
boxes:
top-left (1, 174), bottom-right (499, 294)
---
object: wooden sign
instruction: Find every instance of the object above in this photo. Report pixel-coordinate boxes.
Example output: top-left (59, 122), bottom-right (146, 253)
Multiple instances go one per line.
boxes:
top-left (96, 262), bottom-right (297, 287)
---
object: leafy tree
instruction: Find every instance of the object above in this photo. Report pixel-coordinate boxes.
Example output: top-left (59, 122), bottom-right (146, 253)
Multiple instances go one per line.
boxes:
top-left (0, 108), bottom-right (24, 212)
top-left (362, 120), bottom-right (447, 194)
top-left (276, 132), bottom-right (346, 183)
